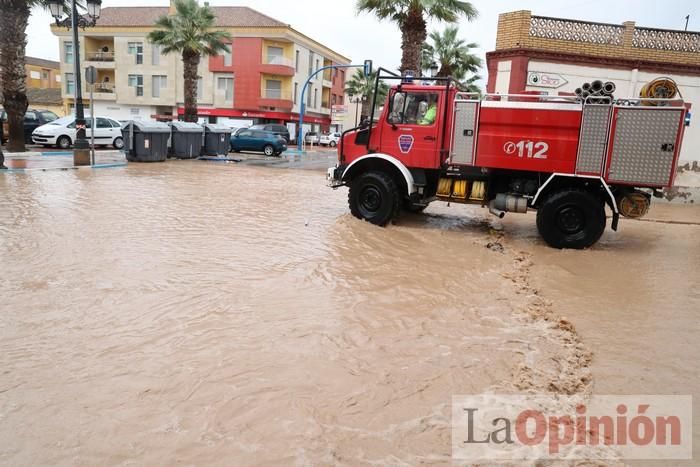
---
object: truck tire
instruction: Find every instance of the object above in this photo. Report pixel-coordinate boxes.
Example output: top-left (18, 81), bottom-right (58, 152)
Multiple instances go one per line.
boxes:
top-left (536, 189), bottom-right (606, 249)
top-left (349, 171), bottom-right (400, 226)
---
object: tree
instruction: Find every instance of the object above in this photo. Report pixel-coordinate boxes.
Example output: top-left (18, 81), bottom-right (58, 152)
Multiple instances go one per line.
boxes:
top-left (344, 69), bottom-right (390, 120)
top-left (421, 25), bottom-right (482, 91)
top-left (149, 0), bottom-right (231, 123)
top-left (357, 0), bottom-right (477, 77)
top-left (0, 0), bottom-right (73, 152)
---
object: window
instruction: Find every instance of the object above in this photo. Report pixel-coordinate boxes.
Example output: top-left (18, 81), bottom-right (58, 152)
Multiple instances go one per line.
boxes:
top-left (332, 94), bottom-right (337, 106)
top-left (314, 88), bottom-right (318, 108)
top-left (108, 119), bottom-right (121, 128)
top-left (315, 59), bottom-right (320, 80)
top-left (128, 74), bottom-right (144, 96)
top-left (265, 79), bottom-right (282, 99)
top-left (42, 71), bottom-right (49, 80)
top-left (197, 77), bottom-right (203, 100)
top-left (223, 47), bottom-right (232, 67)
top-left (308, 51), bottom-right (313, 76)
top-left (218, 77), bottom-right (234, 102)
top-left (340, 70), bottom-right (345, 86)
top-left (267, 46), bottom-right (283, 65)
top-left (307, 85), bottom-right (312, 107)
top-left (338, 95), bottom-right (344, 105)
top-left (152, 44), bottom-right (162, 65)
top-left (41, 111), bottom-right (58, 122)
top-left (65, 73), bottom-right (75, 95)
top-left (152, 75), bottom-right (167, 98)
top-left (387, 92), bottom-right (439, 125)
top-left (294, 82), bottom-right (298, 104)
top-left (128, 42), bottom-right (143, 65)
top-left (24, 112), bottom-right (38, 122)
top-left (96, 118), bottom-right (112, 129)
top-left (295, 50), bottom-right (299, 72)
top-left (64, 42), bottom-right (74, 64)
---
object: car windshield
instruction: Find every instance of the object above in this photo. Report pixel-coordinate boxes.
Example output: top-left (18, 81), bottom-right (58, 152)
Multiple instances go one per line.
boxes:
top-left (41, 112), bottom-right (58, 122)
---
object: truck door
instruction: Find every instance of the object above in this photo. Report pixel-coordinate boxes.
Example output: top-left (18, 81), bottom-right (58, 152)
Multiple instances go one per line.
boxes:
top-left (383, 90), bottom-right (440, 168)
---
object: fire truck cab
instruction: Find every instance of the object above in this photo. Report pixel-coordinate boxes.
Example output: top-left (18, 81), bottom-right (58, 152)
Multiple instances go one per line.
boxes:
top-left (328, 68), bottom-right (688, 249)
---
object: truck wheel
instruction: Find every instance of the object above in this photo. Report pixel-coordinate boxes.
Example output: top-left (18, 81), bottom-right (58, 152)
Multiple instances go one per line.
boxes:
top-left (536, 189), bottom-right (606, 249)
top-left (349, 171), bottom-right (400, 226)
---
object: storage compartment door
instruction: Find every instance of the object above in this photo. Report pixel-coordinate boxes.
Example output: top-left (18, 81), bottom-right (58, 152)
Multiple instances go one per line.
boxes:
top-left (606, 107), bottom-right (684, 187)
top-left (450, 101), bottom-right (479, 165)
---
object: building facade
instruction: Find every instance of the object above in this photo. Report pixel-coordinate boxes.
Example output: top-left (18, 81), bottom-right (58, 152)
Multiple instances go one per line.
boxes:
top-left (25, 56), bottom-right (61, 90)
top-left (486, 11), bottom-right (699, 162)
top-left (51, 4), bottom-right (349, 135)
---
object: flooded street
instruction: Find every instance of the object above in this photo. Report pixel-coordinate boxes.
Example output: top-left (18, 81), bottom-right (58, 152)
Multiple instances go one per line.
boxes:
top-left (1, 161), bottom-right (698, 465)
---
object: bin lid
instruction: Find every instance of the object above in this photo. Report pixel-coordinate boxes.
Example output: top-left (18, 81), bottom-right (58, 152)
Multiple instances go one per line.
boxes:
top-left (203, 123), bottom-right (231, 133)
top-left (169, 121), bottom-right (204, 133)
top-left (123, 120), bottom-right (171, 133)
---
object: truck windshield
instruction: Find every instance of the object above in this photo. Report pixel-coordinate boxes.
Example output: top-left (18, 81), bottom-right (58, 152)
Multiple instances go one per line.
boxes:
top-left (388, 92), bottom-right (438, 125)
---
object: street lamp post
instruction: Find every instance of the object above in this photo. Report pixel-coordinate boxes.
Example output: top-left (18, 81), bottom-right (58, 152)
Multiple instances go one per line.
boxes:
top-left (48, 0), bottom-right (102, 166)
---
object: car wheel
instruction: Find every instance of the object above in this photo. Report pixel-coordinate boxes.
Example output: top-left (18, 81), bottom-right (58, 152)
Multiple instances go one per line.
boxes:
top-left (263, 145), bottom-right (275, 157)
top-left (57, 136), bottom-right (72, 150)
top-left (113, 136), bottom-right (124, 150)
top-left (329, 141), bottom-right (337, 147)
top-left (536, 189), bottom-right (606, 249)
top-left (348, 171), bottom-right (400, 226)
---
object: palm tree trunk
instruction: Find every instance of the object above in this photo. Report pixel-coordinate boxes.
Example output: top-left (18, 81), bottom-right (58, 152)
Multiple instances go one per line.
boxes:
top-left (0, 1), bottom-right (31, 152)
top-left (182, 50), bottom-right (200, 123)
top-left (399, 6), bottom-right (427, 77)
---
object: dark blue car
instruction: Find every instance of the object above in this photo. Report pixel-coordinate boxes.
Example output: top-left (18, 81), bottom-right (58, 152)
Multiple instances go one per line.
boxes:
top-left (230, 128), bottom-right (287, 156)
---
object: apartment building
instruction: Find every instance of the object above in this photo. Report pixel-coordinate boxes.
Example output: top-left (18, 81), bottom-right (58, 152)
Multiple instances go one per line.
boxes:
top-left (25, 57), bottom-right (61, 90)
top-left (51, 4), bottom-right (350, 134)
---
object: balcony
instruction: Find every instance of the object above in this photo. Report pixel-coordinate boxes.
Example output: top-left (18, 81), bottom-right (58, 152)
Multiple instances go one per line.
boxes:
top-left (260, 55), bottom-right (295, 77)
top-left (84, 82), bottom-right (116, 100)
top-left (84, 51), bottom-right (116, 69)
top-left (259, 88), bottom-right (293, 110)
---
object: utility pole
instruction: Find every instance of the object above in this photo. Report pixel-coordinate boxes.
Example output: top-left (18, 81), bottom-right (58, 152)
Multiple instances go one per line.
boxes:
top-left (685, 15), bottom-right (690, 31)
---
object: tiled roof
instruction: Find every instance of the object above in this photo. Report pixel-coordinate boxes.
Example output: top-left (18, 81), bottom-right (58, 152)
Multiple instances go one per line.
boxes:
top-left (95, 6), bottom-right (287, 28)
top-left (25, 56), bottom-right (60, 69)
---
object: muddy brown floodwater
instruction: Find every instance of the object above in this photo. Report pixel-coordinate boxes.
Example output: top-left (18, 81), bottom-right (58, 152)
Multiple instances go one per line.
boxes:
top-left (0, 161), bottom-right (698, 466)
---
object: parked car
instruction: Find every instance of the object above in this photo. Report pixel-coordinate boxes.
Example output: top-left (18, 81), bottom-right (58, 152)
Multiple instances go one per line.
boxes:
top-left (230, 129), bottom-right (287, 156)
top-left (32, 116), bottom-right (124, 149)
top-left (319, 132), bottom-right (341, 147)
top-left (304, 131), bottom-right (320, 145)
top-left (1, 108), bottom-right (59, 144)
top-left (249, 123), bottom-right (291, 143)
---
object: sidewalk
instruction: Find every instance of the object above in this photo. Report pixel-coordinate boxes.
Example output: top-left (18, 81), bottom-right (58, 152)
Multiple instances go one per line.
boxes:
top-left (1, 150), bottom-right (127, 172)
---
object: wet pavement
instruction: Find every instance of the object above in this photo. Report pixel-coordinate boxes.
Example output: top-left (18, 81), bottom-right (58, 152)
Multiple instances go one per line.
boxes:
top-left (0, 160), bottom-right (698, 466)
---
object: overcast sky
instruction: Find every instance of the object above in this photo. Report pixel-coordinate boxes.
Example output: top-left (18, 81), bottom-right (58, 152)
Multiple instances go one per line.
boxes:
top-left (27, 0), bottom-right (697, 77)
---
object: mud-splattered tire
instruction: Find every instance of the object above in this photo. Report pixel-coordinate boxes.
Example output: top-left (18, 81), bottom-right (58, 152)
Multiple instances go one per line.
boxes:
top-left (536, 189), bottom-right (606, 249)
top-left (349, 171), bottom-right (400, 226)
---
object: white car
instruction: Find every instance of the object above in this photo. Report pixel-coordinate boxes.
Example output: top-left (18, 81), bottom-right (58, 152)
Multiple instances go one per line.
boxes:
top-left (319, 132), bottom-right (341, 147)
top-left (32, 116), bottom-right (124, 149)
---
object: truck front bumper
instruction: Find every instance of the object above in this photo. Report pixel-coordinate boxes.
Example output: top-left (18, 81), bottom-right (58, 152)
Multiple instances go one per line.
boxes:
top-left (327, 164), bottom-right (347, 188)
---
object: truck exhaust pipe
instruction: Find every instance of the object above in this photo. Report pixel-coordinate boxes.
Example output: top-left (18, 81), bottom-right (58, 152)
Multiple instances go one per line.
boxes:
top-left (489, 194), bottom-right (529, 218)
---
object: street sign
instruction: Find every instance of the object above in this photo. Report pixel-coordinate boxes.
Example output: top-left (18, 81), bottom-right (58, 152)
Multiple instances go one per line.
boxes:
top-left (363, 60), bottom-right (373, 77)
top-left (85, 66), bottom-right (97, 85)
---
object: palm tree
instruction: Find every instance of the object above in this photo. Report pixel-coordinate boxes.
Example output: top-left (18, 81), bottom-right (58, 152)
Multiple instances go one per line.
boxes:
top-left (357, 0), bottom-right (477, 76)
top-left (422, 26), bottom-right (482, 79)
top-left (149, 0), bottom-right (231, 123)
top-left (0, 0), bottom-right (73, 152)
top-left (344, 69), bottom-right (390, 120)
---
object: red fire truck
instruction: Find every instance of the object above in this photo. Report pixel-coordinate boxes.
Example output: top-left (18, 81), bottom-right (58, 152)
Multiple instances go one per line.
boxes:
top-left (328, 68), bottom-right (688, 249)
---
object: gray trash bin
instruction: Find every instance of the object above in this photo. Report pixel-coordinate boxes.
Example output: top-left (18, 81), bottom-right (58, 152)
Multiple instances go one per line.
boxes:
top-left (202, 124), bottom-right (232, 156)
top-left (169, 121), bottom-right (204, 159)
top-left (122, 121), bottom-right (170, 162)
